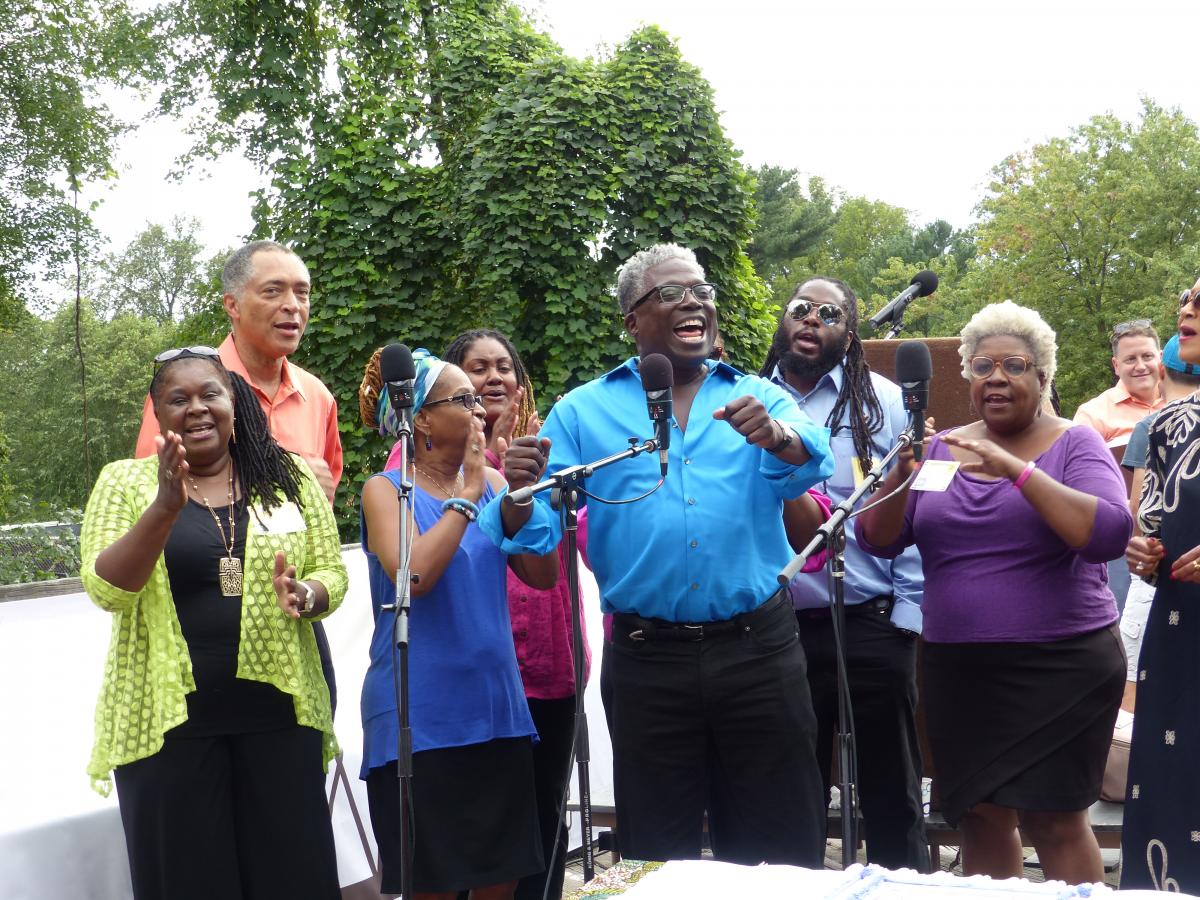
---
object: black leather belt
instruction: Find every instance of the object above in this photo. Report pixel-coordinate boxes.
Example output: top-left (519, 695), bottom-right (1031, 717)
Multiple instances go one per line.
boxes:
top-left (794, 594), bottom-right (894, 623)
top-left (615, 588), bottom-right (788, 642)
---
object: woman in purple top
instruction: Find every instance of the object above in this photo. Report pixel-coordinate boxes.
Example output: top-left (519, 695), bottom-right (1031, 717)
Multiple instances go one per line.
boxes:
top-left (361, 349), bottom-right (559, 899)
top-left (857, 301), bottom-right (1130, 884)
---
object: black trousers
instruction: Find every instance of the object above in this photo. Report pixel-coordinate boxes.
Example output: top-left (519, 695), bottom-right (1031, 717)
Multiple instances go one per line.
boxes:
top-left (514, 697), bottom-right (576, 900)
top-left (798, 600), bottom-right (929, 871)
top-left (312, 621), bottom-right (337, 713)
top-left (113, 725), bottom-right (340, 900)
top-left (607, 593), bottom-right (825, 866)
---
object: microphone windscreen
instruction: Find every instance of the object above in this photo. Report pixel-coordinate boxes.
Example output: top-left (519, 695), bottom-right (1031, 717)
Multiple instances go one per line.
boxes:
top-left (640, 353), bottom-right (674, 391)
top-left (380, 343), bottom-right (416, 383)
top-left (909, 269), bottom-right (939, 297)
top-left (895, 341), bottom-right (933, 384)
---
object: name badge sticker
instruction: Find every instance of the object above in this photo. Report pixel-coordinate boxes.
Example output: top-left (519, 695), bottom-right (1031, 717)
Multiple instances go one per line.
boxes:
top-left (911, 459), bottom-right (959, 492)
top-left (255, 501), bottom-right (306, 534)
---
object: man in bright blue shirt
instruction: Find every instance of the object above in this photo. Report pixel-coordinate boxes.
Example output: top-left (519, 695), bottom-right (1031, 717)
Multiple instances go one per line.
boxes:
top-left (480, 244), bottom-right (834, 867)
top-left (761, 275), bottom-right (928, 871)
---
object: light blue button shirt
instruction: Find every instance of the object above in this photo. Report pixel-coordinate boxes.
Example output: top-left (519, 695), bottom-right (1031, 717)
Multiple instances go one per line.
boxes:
top-left (479, 357), bottom-right (834, 622)
top-left (770, 363), bottom-right (925, 632)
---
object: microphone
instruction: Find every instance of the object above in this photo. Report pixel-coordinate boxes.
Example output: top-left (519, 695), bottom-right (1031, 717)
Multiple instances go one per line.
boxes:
top-left (895, 341), bottom-right (932, 462)
top-left (868, 270), bottom-right (939, 331)
top-left (640, 353), bottom-right (674, 477)
top-left (379, 343), bottom-right (417, 438)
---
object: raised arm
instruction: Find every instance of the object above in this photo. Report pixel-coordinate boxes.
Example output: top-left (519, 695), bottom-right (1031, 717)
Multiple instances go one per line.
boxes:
top-left (89, 433), bottom-right (188, 597)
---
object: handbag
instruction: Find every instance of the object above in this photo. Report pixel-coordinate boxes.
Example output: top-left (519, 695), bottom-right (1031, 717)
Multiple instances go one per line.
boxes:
top-left (1101, 709), bottom-right (1134, 803)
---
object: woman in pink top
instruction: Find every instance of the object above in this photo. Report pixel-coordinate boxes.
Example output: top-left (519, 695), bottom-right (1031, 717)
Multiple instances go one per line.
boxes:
top-left (386, 329), bottom-right (586, 900)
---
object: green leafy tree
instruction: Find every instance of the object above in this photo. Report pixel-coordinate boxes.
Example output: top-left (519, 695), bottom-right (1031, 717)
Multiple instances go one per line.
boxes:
top-left (973, 99), bottom-right (1200, 413)
top-left (747, 167), bottom-right (836, 283)
top-left (96, 217), bottom-right (208, 323)
top-left (0, 0), bottom-right (155, 310)
top-left (0, 302), bottom-right (175, 510)
top-left (174, 250), bottom-right (233, 347)
top-left (154, 1), bottom-right (770, 532)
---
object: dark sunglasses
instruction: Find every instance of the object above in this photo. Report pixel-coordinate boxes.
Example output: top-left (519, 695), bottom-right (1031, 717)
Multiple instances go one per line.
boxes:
top-left (969, 356), bottom-right (1035, 379)
top-left (787, 299), bottom-right (845, 326)
top-left (153, 346), bottom-right (220, 372)
top-left (424, 392), bottom-right (480, 411)
top-left (630, 282), bottom-right (718, 311)
top-left (1181, 289), bottom-right (1198, 308)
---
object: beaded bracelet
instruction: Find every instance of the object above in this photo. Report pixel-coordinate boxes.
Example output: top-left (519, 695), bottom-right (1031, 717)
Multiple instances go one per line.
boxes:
top-left (442, 497), bottom-right (480, 522)
top-left (1012, 460), bottom-right (1037, 490)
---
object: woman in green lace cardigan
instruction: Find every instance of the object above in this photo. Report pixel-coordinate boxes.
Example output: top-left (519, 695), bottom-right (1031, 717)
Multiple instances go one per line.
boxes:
top-left (80, 347), bottom-right (347, 900)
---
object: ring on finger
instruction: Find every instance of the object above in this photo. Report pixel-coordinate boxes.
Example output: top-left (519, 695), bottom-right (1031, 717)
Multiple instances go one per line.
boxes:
top-left (1193, 559), bottom-right (1200, 572)
top-left (1136, 561), bottom-right (1145, 571)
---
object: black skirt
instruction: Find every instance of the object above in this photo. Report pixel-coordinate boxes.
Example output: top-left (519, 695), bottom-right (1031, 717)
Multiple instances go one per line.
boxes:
top-left (922, 624), bottom-right (1124, 826)
top-left (366, 737), bottom-right (543, 894)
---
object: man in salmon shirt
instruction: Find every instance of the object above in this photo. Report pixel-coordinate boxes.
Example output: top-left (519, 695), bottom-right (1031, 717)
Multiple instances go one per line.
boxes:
top-left (135, 239), bottom-right (343, 706)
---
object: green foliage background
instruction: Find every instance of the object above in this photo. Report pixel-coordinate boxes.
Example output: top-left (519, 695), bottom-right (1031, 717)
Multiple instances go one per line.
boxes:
top-left (5, 1), bottom-right (1200, 564)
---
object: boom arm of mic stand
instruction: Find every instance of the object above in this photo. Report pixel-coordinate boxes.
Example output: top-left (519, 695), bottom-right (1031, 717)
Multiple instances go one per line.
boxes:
top-left (875, 294), bottom-right (915, 339)
top-left (777, 431), bottom-right (913, 584)
top-left (505, 438), bottom-right (657, 506)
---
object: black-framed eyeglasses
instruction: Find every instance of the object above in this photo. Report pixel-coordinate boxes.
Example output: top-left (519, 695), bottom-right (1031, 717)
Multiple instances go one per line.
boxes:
top-left (630, 282), bottom-right (718, 312)
top-left (153, 346), bottom-right (220, 372)
top-left (424, 392), bottom-right (480, 411)
top-left (787, 299), bottom-right (845, 326)
top-left (969, 356), bottom-right (1035, 379)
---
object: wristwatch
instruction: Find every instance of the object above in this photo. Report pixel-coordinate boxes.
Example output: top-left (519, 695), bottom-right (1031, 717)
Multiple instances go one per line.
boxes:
top-left (766, 421), bottom-right (794, 455)
top-left (298, 581), bottom-right (316, 615)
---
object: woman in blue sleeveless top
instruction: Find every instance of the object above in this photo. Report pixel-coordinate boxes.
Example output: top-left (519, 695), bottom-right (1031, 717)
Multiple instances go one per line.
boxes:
top-left (358, 348), bottom-right (559, 899)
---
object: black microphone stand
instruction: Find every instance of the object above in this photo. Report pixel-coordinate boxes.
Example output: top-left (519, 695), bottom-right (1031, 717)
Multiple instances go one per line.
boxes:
top-left (380, 423), bottom-right (416, 900)
top-left (880, 301), bottom-right (913, 340)
top-left (777, 426), bottom-right (916, 868)
top-left (507, 437), bottom-right (658, 884)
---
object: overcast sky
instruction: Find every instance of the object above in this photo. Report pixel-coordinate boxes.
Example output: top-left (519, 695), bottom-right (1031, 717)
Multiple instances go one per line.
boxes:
top-left (87, 0), bottom-right (1200, 259)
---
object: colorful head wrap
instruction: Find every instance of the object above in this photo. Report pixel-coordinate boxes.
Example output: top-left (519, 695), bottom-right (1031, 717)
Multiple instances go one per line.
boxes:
top-left (374, 347), bottom-right (449, 437)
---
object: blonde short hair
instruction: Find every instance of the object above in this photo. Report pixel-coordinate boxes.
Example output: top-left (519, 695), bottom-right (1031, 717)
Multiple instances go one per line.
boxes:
top-left (959, 301), bottom-right (1057, 402)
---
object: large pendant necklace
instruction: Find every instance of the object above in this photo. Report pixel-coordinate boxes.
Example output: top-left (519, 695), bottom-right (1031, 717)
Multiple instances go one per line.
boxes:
top-left (187, 463), bottom-right (243, 597)
top-left (414, 463), bottom-right (463, 498)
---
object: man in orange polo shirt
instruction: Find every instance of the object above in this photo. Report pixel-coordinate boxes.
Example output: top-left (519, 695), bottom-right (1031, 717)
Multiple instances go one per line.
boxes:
top-left (135, 239), bottom-right (344, 704)
top-left (1073, 320), bottom-right (1165, 444)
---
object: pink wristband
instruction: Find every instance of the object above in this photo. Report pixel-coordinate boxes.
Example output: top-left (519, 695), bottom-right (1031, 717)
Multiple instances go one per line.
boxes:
top-left (1012, 460), bottom-right (1036, 490)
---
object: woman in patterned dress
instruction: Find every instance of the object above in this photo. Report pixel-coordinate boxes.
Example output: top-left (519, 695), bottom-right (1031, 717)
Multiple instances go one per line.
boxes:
top-left (1121, 283), bottom-right (1200, 891)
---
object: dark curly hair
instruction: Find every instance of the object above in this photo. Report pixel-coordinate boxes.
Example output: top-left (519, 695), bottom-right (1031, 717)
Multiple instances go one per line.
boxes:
top-left (150, 356), bottom-right (305, 512)
top-left (443, 329), bottom-right (539, 438)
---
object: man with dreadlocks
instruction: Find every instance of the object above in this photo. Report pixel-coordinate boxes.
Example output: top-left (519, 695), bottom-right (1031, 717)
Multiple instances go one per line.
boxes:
top-left (761, 276), bottom-right (929, 872)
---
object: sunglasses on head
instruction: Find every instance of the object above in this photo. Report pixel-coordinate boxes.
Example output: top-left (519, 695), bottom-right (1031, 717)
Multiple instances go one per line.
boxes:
top-left (787, 299), bottom-right (845, 326)
top-left (153, 346), bottom-right (220, 373)
top-left (1112, 318), bottom-right (1153, 338)
top-left (424, 392), bottom-right (480, 411)
top-left (969, 356), bottom-right (1035, 379)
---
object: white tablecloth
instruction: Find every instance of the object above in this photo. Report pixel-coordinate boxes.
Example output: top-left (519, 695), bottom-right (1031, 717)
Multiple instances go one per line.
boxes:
top-left (0, 548), bottom-right (611, 899)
